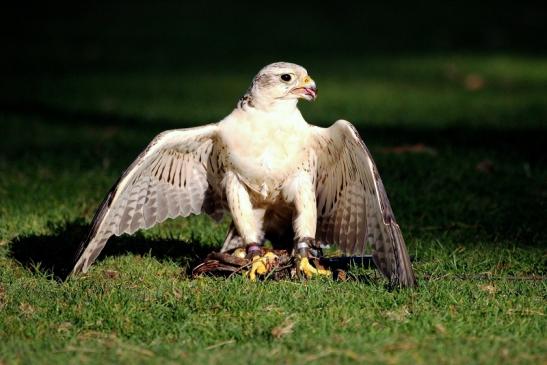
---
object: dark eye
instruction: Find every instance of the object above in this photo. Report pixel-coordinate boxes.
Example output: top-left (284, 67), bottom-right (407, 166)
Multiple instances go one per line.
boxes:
top-left (281, 74), bottom-right (292, 82)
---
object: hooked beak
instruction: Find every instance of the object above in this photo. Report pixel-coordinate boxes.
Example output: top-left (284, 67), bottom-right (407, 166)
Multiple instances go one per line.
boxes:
top-left (291, 75), bottom-right (317, 101)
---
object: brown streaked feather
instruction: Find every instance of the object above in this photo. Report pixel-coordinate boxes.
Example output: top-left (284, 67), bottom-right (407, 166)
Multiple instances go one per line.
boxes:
top-left (71, 125), bottom-right (225, 276)
top-left (311, 120), bottom-right (416, 287)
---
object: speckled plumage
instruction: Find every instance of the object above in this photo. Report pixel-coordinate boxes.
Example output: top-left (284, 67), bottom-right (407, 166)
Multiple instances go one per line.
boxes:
top-left (71, 62), bottom-right (416, 287)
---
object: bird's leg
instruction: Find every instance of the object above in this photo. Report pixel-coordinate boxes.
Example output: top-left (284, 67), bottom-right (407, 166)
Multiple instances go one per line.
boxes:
top-left (224, 172), bottom-right (276, 280)
top-left (224, 172), bottom-right (260, 246)
top-left (230, 238), bottom-right (279, 282)
top-left (245, 243), bottom-right (263, 259)
top-left (294, 237), bottom-right (331, 279)
top-left (283, 172), bottom-right (331, 279)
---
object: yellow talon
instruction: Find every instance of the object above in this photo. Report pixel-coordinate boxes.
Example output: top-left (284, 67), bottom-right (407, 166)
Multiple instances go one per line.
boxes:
top-left (247, 252), bottom-right (278, 281)
top-left (298, 257), bottom-right (331, 279)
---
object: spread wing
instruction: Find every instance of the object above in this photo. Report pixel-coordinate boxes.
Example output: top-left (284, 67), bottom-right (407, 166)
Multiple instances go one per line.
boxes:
top-left (71, 124), bottom-right (225, 275)
top-left (310, 120), bottom-right (416, 287)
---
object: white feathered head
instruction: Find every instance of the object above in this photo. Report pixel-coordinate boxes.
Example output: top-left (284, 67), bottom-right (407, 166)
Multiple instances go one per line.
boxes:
top-left (247, 62), bottom-right (317, 103)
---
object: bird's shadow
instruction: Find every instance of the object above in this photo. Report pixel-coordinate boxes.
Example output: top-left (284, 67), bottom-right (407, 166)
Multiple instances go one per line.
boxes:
top-left (7, 220), bottom-right (383, 285)
top-left (7, 221), bottom-right (213, 282)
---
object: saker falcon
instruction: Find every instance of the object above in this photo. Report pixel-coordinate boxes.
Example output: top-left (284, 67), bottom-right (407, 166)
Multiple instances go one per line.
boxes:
top-left (71, 62), bottom-right (416, 287)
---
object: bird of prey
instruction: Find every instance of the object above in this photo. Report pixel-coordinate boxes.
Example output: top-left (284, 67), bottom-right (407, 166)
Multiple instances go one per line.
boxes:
top-left (71, 62), bottom-right (416, 287)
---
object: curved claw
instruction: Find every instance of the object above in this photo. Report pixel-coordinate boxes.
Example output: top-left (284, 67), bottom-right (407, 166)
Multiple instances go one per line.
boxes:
top-left (247, 252), bottom-right (278, 281)
top-left (298, 257), bottom-right (331, 279)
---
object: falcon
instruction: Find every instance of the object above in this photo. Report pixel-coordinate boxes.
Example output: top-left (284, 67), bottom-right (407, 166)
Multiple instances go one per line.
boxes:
top-left (71, 62), bottom-right (416, 287)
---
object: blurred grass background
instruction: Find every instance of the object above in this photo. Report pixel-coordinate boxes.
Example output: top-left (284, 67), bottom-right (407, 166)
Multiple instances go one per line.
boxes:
top-left (0, 2), bottom-right (546, 364)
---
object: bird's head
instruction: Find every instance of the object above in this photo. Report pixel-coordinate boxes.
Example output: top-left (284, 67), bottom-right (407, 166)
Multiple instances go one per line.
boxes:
top-left (244, 62), bottom-right (317, 110)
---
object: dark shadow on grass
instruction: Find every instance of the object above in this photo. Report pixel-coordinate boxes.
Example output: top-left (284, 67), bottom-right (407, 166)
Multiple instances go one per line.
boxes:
top-left (8, 221), bottom-right (213, 282)
top-left (7, 221), bottom-right (385, 285)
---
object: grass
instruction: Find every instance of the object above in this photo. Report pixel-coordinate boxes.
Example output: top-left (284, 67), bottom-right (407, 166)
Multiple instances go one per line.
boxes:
top-left (0, 54), bottom-right (546, 364)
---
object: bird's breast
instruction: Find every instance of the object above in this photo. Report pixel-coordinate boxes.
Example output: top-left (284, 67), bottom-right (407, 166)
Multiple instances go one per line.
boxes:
top-left (219, 113), bottom-right (310, 196)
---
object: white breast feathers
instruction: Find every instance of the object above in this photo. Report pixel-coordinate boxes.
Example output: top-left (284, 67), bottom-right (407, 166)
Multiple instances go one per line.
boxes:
top-left (218, 107), bottom-right (311, 196)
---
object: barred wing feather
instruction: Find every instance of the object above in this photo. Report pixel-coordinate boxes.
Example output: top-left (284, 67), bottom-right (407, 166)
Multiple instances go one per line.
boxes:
top-left (71, 124), bottom-right (224, 275)
top-left (311, 120), bottom-right (416, 287)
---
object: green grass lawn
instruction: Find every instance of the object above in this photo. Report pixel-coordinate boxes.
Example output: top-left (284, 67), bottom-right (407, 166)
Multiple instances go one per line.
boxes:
top-left (1, 54), bottom-right (546, 364)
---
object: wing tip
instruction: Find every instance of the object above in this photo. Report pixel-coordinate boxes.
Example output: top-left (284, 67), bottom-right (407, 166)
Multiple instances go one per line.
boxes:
top-left (69, 235), bottom-right (95, 278)
top-left (68, 256), bottom-right (85, 278)
top-left (392, 271), bottom-right (418, 289)
top-left (373, 246), bottom-right (418, 289)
